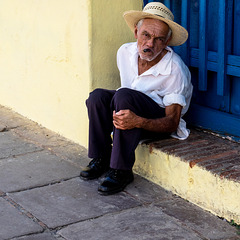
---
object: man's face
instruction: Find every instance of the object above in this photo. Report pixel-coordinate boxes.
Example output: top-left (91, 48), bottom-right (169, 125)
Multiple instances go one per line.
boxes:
top-left (135, 18), bottom-right (171, 62)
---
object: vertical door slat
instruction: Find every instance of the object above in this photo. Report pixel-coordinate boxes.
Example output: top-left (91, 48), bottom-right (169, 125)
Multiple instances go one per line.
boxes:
top-left (198, 0), bottom-right (208, 91)
top-left (217, 0), bottom-right (227, 96)
top-left (181, 0), bottom-right (190, 65)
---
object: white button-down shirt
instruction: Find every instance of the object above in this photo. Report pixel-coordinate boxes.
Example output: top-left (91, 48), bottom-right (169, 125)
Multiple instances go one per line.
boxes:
top-left (117, 42), bottom-right (193, 140)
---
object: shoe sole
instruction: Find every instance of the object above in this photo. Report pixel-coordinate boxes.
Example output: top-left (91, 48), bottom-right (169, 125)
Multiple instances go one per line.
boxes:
top-left (97, 177), bottom-right (134, 196)
top-left (80, 175), bottom-right (98, 181)
top-left (80, 169), bottom-right (109, 181)
top-left (80, 173), bottom-right (103, 181)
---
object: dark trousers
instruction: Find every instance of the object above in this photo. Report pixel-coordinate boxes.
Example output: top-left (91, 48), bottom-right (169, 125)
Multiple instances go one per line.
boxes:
top-left (86, 88), bottom-right (166, 170)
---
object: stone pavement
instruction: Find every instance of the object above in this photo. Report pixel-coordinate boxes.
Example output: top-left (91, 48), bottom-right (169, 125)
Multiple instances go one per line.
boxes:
top-left (0, 105), bottom-right (239, 240)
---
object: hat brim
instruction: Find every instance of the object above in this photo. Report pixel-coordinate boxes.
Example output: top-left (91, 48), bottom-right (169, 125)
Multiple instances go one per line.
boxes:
top-left (123, 10), bottom-right (188, 46)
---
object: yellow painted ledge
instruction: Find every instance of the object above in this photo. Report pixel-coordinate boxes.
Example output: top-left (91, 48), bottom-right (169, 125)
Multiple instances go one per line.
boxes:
top-left (134, 143), bottom-right (240, 224)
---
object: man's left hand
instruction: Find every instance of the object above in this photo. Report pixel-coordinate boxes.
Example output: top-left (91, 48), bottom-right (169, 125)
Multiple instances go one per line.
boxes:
top-left (113, 109), bottom-right (140, 130)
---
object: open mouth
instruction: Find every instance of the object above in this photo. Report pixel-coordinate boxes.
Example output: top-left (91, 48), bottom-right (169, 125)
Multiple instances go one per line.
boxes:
top-left (143, 48), bottom-right (152, 53)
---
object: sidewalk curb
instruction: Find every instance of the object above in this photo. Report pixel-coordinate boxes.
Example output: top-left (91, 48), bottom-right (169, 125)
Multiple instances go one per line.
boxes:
top-left (134, 131), bottom-right (240, 224)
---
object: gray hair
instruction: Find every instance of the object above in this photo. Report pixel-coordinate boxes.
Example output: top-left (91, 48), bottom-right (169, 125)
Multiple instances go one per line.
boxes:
top-left (136, 19), bottom-right (172, 42)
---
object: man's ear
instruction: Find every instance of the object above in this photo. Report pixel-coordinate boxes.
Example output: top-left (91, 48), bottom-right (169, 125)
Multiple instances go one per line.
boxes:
top-left (134, 26), bottom-right (138, 39)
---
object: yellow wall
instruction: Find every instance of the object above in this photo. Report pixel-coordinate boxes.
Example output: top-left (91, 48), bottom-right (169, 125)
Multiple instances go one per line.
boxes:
top-left (90, 0), bottom-right (141, 90)
top-left (0, 0), bottom-right (142, 147)
top-left (0, 0), bottom-right (90, 146)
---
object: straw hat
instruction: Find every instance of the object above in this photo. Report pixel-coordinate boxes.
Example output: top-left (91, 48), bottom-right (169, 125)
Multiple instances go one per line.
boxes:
top-left (123, 2), bottom-right (188, 46)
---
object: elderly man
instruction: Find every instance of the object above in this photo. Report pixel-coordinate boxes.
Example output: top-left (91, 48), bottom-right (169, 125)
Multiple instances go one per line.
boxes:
top-left (80, 2), bottom-right (193, 195)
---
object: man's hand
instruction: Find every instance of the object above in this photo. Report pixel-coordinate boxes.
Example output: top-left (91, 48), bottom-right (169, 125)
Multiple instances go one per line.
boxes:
top-left (113, 110), bottom-right (140, 130)
top-left (113, 104), bottom-right (182, 133)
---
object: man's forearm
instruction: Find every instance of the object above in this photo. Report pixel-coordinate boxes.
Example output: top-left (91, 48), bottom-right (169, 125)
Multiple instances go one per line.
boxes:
top-left (136, 116), bottom-right (179, 133)
top-left (113, 107), bottom-right (181, 132)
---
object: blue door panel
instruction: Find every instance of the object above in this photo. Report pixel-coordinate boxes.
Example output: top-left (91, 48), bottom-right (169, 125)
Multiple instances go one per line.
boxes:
top-left (231, 0), bottom-right (240, 117)
top-left (231, 77), bottom-right (240, 116)
top-left (143, 0), bottom-right (240, 140)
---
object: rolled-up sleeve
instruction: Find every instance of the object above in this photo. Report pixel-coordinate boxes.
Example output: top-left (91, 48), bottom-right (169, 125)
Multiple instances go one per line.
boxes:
top-left (163, 93), bottom-right (186, 107)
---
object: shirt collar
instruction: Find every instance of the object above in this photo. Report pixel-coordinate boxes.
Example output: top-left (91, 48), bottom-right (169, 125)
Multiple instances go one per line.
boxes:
top-left (128, 43), bottom-right (173, 77)
top-left (150, 46), bottom-right (173, 76)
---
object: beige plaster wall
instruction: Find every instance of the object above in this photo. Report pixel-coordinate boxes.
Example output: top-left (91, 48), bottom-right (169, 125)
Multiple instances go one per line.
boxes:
top-left (90, 0), bottom-right (142, 90)
top-left (0, 0), bottom-right (142, 147)
top-left (0, 0), bottom-right (90, 146)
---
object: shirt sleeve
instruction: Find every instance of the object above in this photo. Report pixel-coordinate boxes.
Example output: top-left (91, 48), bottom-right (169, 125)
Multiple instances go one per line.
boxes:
top-left (163, 93), bottom-right (186, 107)
top-left (161, 61), bottom-right (189, 108)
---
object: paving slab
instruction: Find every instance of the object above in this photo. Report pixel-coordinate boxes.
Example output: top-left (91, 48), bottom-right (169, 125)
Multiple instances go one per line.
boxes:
top-left (0, 106), bottom-right (32, 129)
top-left (0, 123), bottom-right (7, 132)
top-left (125, 174), bottom-right (176, 204)
top-left (124, 175), bottom-right (240, 239)
top-left (9, 178), bottom-right (142, 229)
top-left (48, 143), bottom-right (89, 168)
top-left (58, 206), bottom-right (203, 240)
top-left (155, 198), bottom-right (239, 240)
top-left (0, 151), bottom-right (81, 193)
top-left (11, 232), bottom-right (65, 240)
top-left (13, 124), bottom-right (73, 148)
top-left (0, 197), bottom-right (42, 240)
top-left (0, 131), bottom-right (42, 160)
top-left (0, 105), bottom-right (73, 148)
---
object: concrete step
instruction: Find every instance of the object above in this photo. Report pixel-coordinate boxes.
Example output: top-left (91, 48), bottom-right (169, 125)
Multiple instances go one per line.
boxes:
top-left (134, 128), bottom-right (240, 224)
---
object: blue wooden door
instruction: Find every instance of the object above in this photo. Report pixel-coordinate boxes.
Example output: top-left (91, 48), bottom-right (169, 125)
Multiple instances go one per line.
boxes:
top-left (143, 0), bottom-right (240, 141)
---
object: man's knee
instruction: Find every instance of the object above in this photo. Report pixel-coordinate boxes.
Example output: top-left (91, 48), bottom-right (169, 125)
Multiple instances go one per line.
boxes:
top-left (86, 88), bottom-right (112, 107)
top-left (113, 88), bottom-right (134, 102)
top-left (89, 88), bottom-right (107, 100)
top-left (113, 88), bottom-right (138, 111)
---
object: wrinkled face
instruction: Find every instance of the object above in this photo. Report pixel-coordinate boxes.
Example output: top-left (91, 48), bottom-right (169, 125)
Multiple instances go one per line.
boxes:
top-left (135, 18), bottom-right (171, 62)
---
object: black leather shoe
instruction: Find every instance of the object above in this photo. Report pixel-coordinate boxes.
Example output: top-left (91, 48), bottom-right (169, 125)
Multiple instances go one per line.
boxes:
top-left (98, 168), bottom-right (134, 195)
top-left (80, 158), bottom-right (109, 180)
